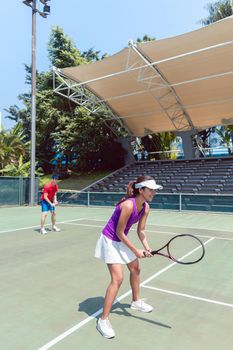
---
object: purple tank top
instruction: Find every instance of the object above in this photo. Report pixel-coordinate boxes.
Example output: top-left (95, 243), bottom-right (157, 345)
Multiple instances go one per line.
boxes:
top-left (102, 197), bottom-right (146, 242)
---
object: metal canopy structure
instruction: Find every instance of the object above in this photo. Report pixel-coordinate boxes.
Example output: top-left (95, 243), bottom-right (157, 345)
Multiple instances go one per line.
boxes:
top-left (53, 15), bottom-right (233, 136)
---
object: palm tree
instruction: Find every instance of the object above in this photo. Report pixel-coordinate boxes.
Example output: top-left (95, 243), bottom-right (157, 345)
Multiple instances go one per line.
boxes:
top-left (0, 123), bottom-right (29, 170)
top-left (215, 126), bottom-right (233, 155)
top-left (0, 155), bottom-right (43, 176)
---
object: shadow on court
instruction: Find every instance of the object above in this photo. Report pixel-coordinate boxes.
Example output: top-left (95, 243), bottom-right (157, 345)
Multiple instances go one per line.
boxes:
top-left (33, 228), bottom-right (53, 234)
top-left (78, 297), bottom-right (171, 329)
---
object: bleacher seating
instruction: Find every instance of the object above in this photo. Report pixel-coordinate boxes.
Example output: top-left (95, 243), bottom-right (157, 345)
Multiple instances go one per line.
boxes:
top-left (86, 157), bottom-right (233, 194)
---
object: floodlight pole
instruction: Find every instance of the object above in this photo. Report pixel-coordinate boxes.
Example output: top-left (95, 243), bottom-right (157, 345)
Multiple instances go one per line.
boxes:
top-left (23, 0), bottom-right (50, 205)
top-left (30, 0), bottom-right (37, 206)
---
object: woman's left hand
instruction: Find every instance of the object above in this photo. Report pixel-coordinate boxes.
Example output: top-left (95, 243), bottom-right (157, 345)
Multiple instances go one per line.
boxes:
top-left (143, 249), bottom-right (153, 257)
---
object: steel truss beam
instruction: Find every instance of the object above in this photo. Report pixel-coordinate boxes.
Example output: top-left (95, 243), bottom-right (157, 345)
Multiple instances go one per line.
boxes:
top-left (128, 40), bottom-right (195, 132)
top-left (52, 67), bottom-right (132, 136)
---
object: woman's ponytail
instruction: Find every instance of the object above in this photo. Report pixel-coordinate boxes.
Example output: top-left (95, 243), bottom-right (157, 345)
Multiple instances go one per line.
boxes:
top-left (126, 180), bottom-right (136, 197)
top-left (116, 175), bottom-right (154, 206)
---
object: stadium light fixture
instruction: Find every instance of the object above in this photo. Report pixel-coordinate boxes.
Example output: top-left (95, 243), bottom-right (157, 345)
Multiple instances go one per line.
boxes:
top-left (38, 10), bottom-right (47, 18)
top-left (44, 5), bottom-right (50, 13)
top-left (39, 0), bottom-right (50, 5)
top-left (39, 0), bottom-right (50, 14)
top-left (22, 0), bottom-right (33, 7)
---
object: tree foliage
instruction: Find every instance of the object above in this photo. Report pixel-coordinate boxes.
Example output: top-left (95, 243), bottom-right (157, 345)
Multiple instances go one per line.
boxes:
top-left (197, 1), bottom-right (233, 153)
top-left (136, 34), bottom-right (156, 43)
top-left (5, 26), bottom-right (126, 173)
top-left (0, 123), bottom-right (29, 170)
top-left (141, 132), bottom-right (177, 159)
top-left (200, 0), bottom-right (232, 25)
top-left (81, 47), bottom-right (108, 62)
top-left (52, 107), bottom-right (125, 171)
top-left (48, 26), bottom-right (87, 68)
top-left (0, 155), bottom-right (43, 176)
top-left (215, 126), bottom-right (233, 155)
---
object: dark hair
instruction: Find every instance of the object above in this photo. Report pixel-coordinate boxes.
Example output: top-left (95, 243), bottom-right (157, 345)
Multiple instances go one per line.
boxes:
top-left (117, 175), bottom-right (154, 205)
top-left (52, 174), bottom-right (59, 179)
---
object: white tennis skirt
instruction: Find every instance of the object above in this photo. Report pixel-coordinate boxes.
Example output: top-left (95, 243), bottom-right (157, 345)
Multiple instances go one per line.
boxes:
top-left (94, 234), bottom-right (137, 264)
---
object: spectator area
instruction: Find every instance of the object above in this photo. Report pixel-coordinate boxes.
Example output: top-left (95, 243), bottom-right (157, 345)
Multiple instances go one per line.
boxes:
top-left (86, 157), bottom-right (233, 194)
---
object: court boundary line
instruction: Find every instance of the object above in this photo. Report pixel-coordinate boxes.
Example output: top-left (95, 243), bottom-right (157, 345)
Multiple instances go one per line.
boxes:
top-left (37, 237), bottom-right (214, 350)
top-left (64, 222), bottom-right (233, 241)
top-left (67, 217), bottom-right (233, 233)
top-left (142, 285), bottom-right (233, 308)
top-left (2, 212), bottom-right (232, 234)
top-left (59, 204), bottom-right (233, 216)
top-left (0, 218), bottom-right (86, 234)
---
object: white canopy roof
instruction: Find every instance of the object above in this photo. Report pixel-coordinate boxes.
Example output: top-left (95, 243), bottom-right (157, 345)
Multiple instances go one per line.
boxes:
top-left (54, 16), bottom-right (233, 136)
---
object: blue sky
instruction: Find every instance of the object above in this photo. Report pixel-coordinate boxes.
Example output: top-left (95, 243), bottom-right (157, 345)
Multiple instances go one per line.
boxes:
top-left (1, 0), bottom-right (210, 129)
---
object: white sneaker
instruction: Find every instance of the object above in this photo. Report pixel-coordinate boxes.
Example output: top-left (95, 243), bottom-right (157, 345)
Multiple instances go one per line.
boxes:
top-left (96, 318), bottom-right (115, 339)
top-left (40, 227), bottom-right (47, 235)
top-left (131, 299), bottom-right (153, 313)
top-left (52, 226), bottom-right (61, 232)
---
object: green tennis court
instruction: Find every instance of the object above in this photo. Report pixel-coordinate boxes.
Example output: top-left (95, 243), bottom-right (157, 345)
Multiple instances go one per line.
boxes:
top-left (1, 206), bottom-right (233, 350)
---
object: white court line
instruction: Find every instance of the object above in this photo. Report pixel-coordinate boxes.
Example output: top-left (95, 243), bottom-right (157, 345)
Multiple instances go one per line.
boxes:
top-left (74, 217), bottom-right (233, 233)
top-left (142, 285), bottom-right (233, 308)
top-left (65, 222), bottom-right (233, 241)
top-left (37, 289), bottom-right (132, 350)
top-left (37, 237), bottom-right (214, 350)
top-left (0, 218), bottom-right (86, 234)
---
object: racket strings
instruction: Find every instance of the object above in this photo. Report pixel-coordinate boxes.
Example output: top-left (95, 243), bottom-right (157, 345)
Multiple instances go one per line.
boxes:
top-left (168, 235), bottom-right (205, 264)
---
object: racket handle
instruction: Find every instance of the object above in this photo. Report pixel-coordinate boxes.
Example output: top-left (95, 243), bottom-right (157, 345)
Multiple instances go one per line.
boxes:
top-left (150, 250), bottom-right (157, 255)
top-left (143, 250), bottom-right (154, 257)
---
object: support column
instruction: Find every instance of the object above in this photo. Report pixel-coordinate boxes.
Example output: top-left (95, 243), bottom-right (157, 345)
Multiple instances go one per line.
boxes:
top-left (176, 130), bottom-right (196, 160)
top-left (117, 137), bottom-right (135, 164)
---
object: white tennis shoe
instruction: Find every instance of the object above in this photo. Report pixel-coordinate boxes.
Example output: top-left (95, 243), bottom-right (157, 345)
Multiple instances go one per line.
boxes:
top-left (131, 299), bottom-right (153, 312)
top-left (40, 227), bottom-right (47, 235)
top-left (96, 318), bottom-right (115, 339)
top-left (52, 225), bottom-right (61, 232)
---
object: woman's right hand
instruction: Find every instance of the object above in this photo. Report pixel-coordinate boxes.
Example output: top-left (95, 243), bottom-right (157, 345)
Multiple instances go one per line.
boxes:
top-left (134, 249), bottom-right (147, 258)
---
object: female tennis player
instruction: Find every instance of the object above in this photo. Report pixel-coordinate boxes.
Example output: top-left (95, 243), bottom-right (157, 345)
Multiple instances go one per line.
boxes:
top-left (95, 175), bottom-right (163, 338)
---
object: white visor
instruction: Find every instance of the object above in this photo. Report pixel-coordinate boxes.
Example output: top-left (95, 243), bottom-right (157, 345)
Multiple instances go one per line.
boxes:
top-left (135, 180), bottom-right (163, 190)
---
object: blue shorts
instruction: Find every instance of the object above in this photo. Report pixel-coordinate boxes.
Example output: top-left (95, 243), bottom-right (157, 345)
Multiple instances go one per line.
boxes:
top-left (41, 200), bottom-right (55, 212)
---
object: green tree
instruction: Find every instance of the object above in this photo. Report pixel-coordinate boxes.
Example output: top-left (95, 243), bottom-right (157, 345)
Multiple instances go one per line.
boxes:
top-left (0, 155), bottom-right (43, 176)
top-left (5, 26), bottom-right (126, 173)
top-left (136, 34), bottom-right (156, 43)
top-left (48, 26), bottom-right (87, 68)
top-left (141, 132), bottom-right (177, 160)
top-left (215, 126), bottom-right (233, 155)
top-left (53, 107), bottom-right (126, 171)
top-left (0, 123), bottom-right (29, 170)
top-left (5, 82), bottom-right (62, 172)
top-left (5, 27), bottom-right (86, 172)
top-left (197, 1), bottom-right (233, 155)
top-left (200, 0), bottom-right (232, 25)
top-left (81, 47), bottom-right (108, 62)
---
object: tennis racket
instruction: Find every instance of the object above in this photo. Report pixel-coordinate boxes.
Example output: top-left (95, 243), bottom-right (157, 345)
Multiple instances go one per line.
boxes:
top-left (147, 234), bottom-right (205, 265)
